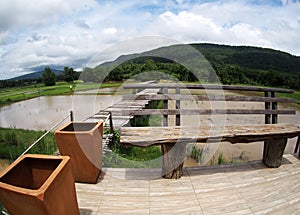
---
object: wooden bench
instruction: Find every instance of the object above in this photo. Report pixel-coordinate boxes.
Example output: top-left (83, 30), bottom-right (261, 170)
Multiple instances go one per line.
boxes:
top-left (120, 83), bottom-right (300, 179)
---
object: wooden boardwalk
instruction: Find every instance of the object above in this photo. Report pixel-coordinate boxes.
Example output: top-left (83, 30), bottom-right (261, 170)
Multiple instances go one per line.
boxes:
top-left (76, 153), bottom-right (300, 214)
top-left (85, 88), bottom-right (160, 128)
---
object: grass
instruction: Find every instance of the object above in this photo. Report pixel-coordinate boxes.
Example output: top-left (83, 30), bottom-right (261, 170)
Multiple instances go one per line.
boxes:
top-left (103, 146), bottom-right (162, 168)
top-left (188, 144), bottom-right (249, 166)
top-left (278, 90), bottom-right (300, 105)
top-left (0, 81), bottom-right (122, 107)
top-left (0, 127), bottom-right (57, 161)
top-left (103, 130), bottom-right (162, 168)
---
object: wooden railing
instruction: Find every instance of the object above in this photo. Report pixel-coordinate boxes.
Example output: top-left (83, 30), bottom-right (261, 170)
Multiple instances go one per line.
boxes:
top-left (123, 83), bottom-right (296, 126)
top-left (120, 83), bottom-right (300, 179)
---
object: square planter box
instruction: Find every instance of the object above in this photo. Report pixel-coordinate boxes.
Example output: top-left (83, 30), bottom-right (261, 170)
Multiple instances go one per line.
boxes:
top-left (55, 121), bottom-right (103, 183)
top-left (0, 154), bottom-right (79, 215)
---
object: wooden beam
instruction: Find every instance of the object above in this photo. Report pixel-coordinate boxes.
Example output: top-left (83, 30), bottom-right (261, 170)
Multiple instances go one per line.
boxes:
top-left (122, 94), bottom-right (295, 103)
top-left (122, 109), bottom-right (296, 116)
top-left (123, 83), bottom-right (294, 93)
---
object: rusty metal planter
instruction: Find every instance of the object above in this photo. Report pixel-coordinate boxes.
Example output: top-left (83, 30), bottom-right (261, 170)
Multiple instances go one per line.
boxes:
top-left (55, 121), bottom-right (103, 183)
top-left (0, 154), bottom-right (79, 215)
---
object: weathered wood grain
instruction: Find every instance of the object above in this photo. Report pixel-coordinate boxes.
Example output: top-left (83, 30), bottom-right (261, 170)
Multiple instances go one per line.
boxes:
top-left (161, 143), bottom-right (186, 179)
top-left (123, 83), bottom-right (294, 93)
top-left (119, 83), bottom-right (297, 179)
top-left (120, 124), bottom-right (300, 147)
top-left (263, 138), bottom-right (287, 168)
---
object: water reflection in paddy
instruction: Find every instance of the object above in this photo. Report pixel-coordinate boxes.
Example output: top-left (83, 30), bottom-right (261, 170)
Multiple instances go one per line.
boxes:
top-left (0, 94), bottom-right (122, 130)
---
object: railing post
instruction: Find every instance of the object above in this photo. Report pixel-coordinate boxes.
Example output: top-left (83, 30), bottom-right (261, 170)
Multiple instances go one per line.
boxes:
top-left (271, 92), bottom-right (278, 124)
top-left (175, 87), bottom-right (180, 126)
top-left (108, 111), bottom-right (115, 148)
top-left (70, 110), bottom-right (74, 122)
top-left (163, 87), bottom-right (168, 126)
top-left (263, 91), bottom-right (271, 161)
top-left (264, 91), bottom-right (271, 124)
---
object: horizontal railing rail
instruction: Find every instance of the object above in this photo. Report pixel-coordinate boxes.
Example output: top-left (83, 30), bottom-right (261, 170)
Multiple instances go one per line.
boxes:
top-left (123, 109), bottom-right (296, 116)
top-left (123, 94), bottom-right (295, 103)
top-left (123, 83), bottom-right (294, 93)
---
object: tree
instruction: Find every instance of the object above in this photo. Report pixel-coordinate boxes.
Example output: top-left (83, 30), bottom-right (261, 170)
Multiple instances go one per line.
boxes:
top-left (141, 59), bottom-right (157, 72)
top-left (63, 67), bottom-right (78, 83)
top-left (42, 66), bottom-right (56, 86)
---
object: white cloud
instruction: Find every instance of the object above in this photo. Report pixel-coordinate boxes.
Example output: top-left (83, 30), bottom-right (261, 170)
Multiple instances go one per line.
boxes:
top-left (281, 0), bottom-right (300, 5)
top-left (0, 31), bottom-right (9, 44)
top-left (147, 10), bottom-right (269, 47)
top-left (103, 28), bottom-right (118, 35)
top-left (0, 0), bottom-right (97, 34)
top-left (146, 1), bottom-right (300, 54)
top-left (155, 11), bottom-right (223, 41)
top-left (75, 20), bottom-right (91, 29)
top-left (1, 0), bottom-right (300, 79)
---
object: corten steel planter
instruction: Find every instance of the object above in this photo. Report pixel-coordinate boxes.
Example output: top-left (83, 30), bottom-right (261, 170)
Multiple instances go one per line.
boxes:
top-left (0, 154), bottom-right (79, 215)
top-left (54, 121), bottom-right (103, 183)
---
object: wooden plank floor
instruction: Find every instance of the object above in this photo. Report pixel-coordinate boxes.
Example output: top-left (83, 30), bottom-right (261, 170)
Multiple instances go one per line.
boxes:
top-left (76, 154), bottom-right (300, 215)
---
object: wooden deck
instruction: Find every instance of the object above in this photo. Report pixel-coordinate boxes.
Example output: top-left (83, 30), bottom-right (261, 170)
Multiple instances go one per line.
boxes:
top-left (76, 154), bottom-right (300, 214)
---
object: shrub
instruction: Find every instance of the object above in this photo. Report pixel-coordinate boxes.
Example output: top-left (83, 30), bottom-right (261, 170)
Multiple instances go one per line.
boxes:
top-left (5, 132), bottom-right (18, 147)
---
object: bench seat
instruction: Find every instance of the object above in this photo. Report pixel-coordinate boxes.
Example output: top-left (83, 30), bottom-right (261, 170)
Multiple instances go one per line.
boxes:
top-left (121, 124), bottom-right (300, 146)
top-left (120, 83), bottom-right (299, 179)
top-left (120, 124), bottom-right (300, 179)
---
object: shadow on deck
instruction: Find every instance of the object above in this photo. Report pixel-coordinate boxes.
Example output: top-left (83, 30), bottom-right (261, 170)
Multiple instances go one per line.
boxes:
top-left (76, 154), bottom-right (300, 214)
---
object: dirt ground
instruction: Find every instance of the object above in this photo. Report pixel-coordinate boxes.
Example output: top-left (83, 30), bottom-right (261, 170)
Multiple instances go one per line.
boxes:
top-left (0, 159), bottom-right (9, 172)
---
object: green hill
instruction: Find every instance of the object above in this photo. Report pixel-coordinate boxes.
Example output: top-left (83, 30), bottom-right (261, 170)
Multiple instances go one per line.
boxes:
top-left (81, 43), bottom-right (300, 89)
top-left (9, 69), bottom-right (64, 81)
top-left (192, 44), bottom-right (300, 75)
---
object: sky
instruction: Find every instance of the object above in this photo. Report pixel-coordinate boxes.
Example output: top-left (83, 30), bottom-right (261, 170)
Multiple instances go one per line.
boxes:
top-left (0, 0), bottom-right (300, 79)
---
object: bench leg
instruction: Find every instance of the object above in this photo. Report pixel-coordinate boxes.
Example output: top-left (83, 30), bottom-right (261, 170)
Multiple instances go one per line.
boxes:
top-left (263, 138), bottom-right (287, 168)
top-left (161, 143), bottom-right (186, 179)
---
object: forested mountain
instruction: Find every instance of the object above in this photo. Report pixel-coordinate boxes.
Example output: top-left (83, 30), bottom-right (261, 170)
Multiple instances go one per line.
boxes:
top-left (9, 69), bottom-right (64, 81)
top-left (81, 43), bottom-right (300, 89)
top-left (192, 44), bottom-right (300, 75)
top-left (192, 44), bottom-right (300, 88)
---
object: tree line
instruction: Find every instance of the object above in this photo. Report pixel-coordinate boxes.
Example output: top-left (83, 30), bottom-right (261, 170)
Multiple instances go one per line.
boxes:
top-left (0, 66), bottom-right (80, 88)
top-left (42, 66), bottom-right (79, 86)
top-left (79, 57), bottom-right (300, 89)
